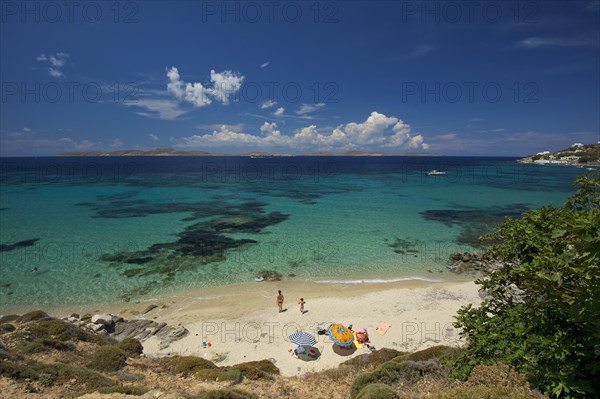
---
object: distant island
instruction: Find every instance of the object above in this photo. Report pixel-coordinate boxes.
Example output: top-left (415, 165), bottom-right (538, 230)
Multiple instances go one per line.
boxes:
top-left (518, 142), bottom-right (600, 167)
top-left (59, 148), bottom-right (444, 157)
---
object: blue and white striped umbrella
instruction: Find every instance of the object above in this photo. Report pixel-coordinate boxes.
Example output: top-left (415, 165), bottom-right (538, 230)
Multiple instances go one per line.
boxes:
top-left (288, 331), bottom-right (317, 347)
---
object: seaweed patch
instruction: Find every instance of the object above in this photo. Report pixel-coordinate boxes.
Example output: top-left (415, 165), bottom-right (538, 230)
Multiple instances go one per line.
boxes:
top-left (97, 200), bottom-right (289, 301)
top-left (0, 238), bottom-right (40, 253)
top-left (420, 203), bottom-right (531, 247)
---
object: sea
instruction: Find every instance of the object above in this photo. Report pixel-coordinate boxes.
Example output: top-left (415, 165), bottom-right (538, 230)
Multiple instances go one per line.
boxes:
top-left (0, 156), bottom-right (590, 308)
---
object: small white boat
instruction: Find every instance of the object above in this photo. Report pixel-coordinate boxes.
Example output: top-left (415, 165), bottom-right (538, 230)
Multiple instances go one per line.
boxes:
top-left (427, 170), bottom-right (446, 176)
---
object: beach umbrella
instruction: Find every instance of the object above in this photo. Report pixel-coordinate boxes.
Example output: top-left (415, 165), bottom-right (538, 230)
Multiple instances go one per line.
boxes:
top-left (288, 331), bottom-right (317, 347)
top-left (328, 324), bottom-right (354, 347)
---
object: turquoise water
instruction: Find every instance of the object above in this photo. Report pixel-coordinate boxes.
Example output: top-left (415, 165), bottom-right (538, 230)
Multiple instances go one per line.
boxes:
top-left (0, 157), bottom-right (590, 307)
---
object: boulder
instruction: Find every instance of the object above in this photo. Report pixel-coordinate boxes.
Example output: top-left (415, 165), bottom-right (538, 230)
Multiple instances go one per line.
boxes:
top-left (168, 326), bottom-right (188, 339)
top-left (91, 314), bottom-right (115, 326)
top-left (90, 323), bottom-right (105, 332)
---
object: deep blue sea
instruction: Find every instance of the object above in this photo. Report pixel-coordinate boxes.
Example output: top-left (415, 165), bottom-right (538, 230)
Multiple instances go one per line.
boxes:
top-left (0, 156), bottom-right (592, 308)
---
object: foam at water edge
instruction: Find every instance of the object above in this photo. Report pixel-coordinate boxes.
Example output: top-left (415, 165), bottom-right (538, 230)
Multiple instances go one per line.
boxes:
top-left (315, 276), bottom-right (444, 284)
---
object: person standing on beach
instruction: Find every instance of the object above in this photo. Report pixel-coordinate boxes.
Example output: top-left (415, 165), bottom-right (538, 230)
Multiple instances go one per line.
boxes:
top-left (277, 290), bottom-right (284, 313)
top-left (298, 298), bottom-right (305, 314)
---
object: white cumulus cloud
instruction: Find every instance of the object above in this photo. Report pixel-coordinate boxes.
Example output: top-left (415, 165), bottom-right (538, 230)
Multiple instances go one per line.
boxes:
top-left (123, 98), bottom-right (188, 120)
top-left (149, 134), bottom-right (159, 141)
top-left (176, 112), bottom-right (428, 152)
top-left (273, 107), bottom-right (285, 116)
top-left (260, 100), bottom-right (277, 109)
top-left (167, 66), bottom-right (244, 107)
top-left (37, 52), bottom-right (70, 78)
top-left (296, 103), bottom-right (325, 115)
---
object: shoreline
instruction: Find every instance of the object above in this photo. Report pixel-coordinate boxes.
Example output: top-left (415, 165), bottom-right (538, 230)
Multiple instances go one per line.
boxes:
top-left (1, 277), bottom-right (480, 377)
top-left (0, 271), bottom-right (472, 320)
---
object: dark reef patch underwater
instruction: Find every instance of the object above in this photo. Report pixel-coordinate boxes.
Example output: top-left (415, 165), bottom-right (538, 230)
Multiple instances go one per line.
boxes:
top-left (0, 238), bottom-right (40, 253)
top-left (420, 203), bottom-right (532, 247)
top-left (75, 193), bottom-right (289, 301)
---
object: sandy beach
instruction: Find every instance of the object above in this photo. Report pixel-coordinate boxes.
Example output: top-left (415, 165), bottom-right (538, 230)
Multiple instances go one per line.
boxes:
top-left (1, 278), bottom-right (481, 377)
top-left (133, 279), bottom-right (481, 376)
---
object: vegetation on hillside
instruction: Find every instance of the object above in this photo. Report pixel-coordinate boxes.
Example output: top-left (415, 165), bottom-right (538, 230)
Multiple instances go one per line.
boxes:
top-left (453, 172), bottom-right (600, 398)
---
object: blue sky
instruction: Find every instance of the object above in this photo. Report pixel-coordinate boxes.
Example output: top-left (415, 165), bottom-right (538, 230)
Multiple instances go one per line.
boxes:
top-left (1, 0), bottom-right (599, 156)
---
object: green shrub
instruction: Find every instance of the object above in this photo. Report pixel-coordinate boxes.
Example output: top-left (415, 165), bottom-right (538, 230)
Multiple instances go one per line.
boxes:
top-left (96, 386), bottom-right (149, 395)
top-left (25, 318), bottom-right (114, 346)
top-left (191, 389), bottom-right (256, 399)
top-left (0, 315), bottom-right (19, 324)
top-left (15, 341), bottom-right (49, 354)
top-left (27, 319), bottom-right (78, 341)
top-left (16, 310), bottom-right (49, 323)
top-left (170, 356), bottom-right (217, 376)
top-left (432, 385), bottom-right (540, 399)
top-left (196, 368), bottom-right (242, 382)
top-left (116, 370), bottom-right (146, 381)
top-left (351, 359), bottom-right (446, 399)
top-left (355, 383), bottom-right (399, 399)
top-left (41, 339), bottom-right (76, 351)
top-left (231, 359), bottom-right (279, 380)
top-left (89, 346), bottom-right (127, 372)
top-left (453, 173), bottom-right (600, 398)
top-left (343, 348), bottom-right (407, 368)
top-left (351, 372), bottom-right (377, 398)
top-left (0, 359), bottom-right (115, 389)
top-left (16, 338), bottom-right (76, 353)
top-left (0, 323), bottom-right (16, 334)
top-left (0, 359), bottom-right (42, 381)
top-left (406, 345), bottom-right (453, 361)
top-left (118, 338), bottom-right (143, 356)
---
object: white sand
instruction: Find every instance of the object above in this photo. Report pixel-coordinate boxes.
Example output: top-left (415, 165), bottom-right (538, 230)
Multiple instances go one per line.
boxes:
top-left (142, 280), bottom-right (480, 376)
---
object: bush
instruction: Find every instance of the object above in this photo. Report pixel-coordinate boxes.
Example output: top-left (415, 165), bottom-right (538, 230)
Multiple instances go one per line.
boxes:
top-left (440, 363), bottom-right (540, 398)
top-left (231, 359), bottom-right (280, 380)
top-left (191, 389), bottom-right (256, 399)
top-left (16, 311), bottom-right (49, 323)
top-left (351, 372), bottom-right (378, 399)
top-left (118, 338), bottom-right (143, 356)
top-left (89, 346), bottom-right (127, 372)
top-left (355, 383), bottom-right (399, 399)
top-left (26, 319), bottom-right (84, 342)
top-left (15, 341), bottom-right (48, 354)
top-left (453, 173), bottom-right (600, 398)
top-left (0, 323), bottom-right (16, 334)
top-left (170, 356), bottom-right (216, 376)
top-left (96, 386), bottom-right (149, 395)
top-left (351, 359), bottom-right (446, 399)
top-left (25, 318), bottom-right (114, 346)
top-left (41, 339), bottom-right (76, 351)
top-left (343, 348), bottom-right (407, 368)
top-left (406, 345), bottom-right (454, 361)
top-left (0, 359), bottom-right (115, 389)
top-left (432, 385), bottom-right (541, 399)
top-left (196, 368), bottom-right (242, 382)
top-left (0, 315), bottom-right (19, 324)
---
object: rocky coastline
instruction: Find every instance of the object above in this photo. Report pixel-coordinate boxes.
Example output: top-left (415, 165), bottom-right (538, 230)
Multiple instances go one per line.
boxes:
top-left (61, 311), bottom-right (188, 350)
